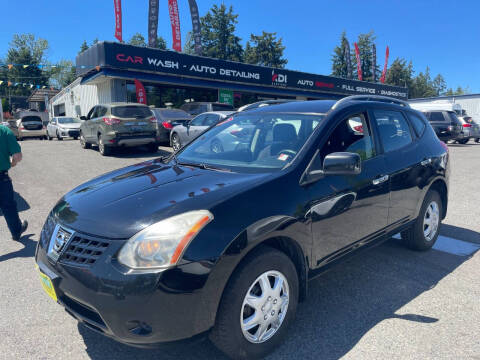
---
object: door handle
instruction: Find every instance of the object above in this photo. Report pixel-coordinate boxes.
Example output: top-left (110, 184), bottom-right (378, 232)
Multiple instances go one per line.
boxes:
top-left (372, 174), bottom-right (389, 185)
top-left (420, 158), bottom-right (432, 166)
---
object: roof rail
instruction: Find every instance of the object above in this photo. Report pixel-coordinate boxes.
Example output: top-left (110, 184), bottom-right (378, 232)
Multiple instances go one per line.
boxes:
top-left (332, 95), bottom-right (410, 109)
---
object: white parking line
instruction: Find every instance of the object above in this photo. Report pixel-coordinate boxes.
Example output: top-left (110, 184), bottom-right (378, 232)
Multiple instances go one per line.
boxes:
top-left (393, 234), bottom-right (480, 256)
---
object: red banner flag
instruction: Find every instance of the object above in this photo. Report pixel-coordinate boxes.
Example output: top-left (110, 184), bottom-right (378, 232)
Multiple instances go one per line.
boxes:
top-left (380, 46), bottom-right (390, 84)
top-left (168, 0), bottom-right (182, 52)
top-left (114, 0), bottom-right (122, 42)
top-left (354, 42), bottom-right (363, 81)
top-left (134, 79), bottom-right (147, 105)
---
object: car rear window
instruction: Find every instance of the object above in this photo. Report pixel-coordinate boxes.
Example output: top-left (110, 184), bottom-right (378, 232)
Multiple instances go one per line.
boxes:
top-left (212, 103), bottom-right (234, 111)
top-left (427, 111), bottom-right (446, 122)
top-left (21, 116), bottom-right (42, 123)
top-left (156, 110), bottom-right (190, 119)
top-left (407, 112), bottom-right (426, 137)
top-left (112, 106), bottom-right (152, 118)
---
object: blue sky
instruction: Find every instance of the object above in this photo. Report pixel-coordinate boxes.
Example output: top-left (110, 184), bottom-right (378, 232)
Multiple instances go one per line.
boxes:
top-left (2, 0), bottom-right (480, 92)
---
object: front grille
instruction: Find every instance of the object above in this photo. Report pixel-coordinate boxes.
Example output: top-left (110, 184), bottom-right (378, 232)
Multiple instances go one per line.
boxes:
top-left (60, 236), bottom-right (110, 266)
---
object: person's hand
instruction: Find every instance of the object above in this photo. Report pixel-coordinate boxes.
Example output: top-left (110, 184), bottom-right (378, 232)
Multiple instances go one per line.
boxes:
top-left (10, 152), bottom-right (22, 167)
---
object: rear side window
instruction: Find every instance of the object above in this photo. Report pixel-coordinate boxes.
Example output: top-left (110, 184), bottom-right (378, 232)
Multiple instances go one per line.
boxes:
top-left (428, 111), bottom-right (446, 122)
top-left (373, 110), bottom-right (413, 153)
top-left (407, 113), bottom-right (426, 137)
top-left (112, 106), bottom-right (151, 118)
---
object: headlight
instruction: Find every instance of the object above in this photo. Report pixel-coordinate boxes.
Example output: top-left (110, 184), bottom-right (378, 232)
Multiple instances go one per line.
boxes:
top-left (118, 210), bottom-right (213, 269)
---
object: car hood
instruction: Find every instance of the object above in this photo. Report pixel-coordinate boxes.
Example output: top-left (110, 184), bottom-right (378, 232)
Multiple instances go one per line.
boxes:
top-left (58, 123), bottom-right (81, 129)
top-left (52, 159), bottom-right (270, 239)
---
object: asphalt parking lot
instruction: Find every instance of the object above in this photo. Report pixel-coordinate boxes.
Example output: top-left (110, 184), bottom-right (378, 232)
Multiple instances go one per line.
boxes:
top-left (1, 139), bottom-right (479, 360)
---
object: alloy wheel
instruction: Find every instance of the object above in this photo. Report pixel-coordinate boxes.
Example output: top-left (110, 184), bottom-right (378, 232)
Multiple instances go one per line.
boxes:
top-left (423, 200), bottom-right (440, 242)
top-left (172, 134), bottom-right (181, 151)
top-left (240, 270), bottom-right (289, 344)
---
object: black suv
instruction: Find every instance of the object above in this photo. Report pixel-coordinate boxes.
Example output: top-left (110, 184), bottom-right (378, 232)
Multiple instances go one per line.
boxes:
top-left (36, 96), bottom-right (449, 359)
top-left (423, 110), bottom-right (463, 142)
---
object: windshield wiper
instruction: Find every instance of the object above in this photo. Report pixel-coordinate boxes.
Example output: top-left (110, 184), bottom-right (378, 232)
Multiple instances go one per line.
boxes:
top-left (177, 161), bottom-right (231, 172)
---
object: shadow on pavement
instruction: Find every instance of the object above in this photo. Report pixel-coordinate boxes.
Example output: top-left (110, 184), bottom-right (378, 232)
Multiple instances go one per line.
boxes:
top-left (440, 223), bottom-right (480, 244)
top-left (76, 227), bottom-right (478, 360)
top-left (0, 234), bottom-right (36, 263)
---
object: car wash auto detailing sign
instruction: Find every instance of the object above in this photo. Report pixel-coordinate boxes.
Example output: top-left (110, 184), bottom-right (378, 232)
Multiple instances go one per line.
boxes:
top-left (78, 42), bottom-right (408, 100)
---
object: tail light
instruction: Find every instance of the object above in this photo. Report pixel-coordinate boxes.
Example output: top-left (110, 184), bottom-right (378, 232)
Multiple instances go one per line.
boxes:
top-left (162, 121), bottom-right (173, 129)
top-left (103, 117), bottom-right (121, 125)
top-left (20, 125), bottom-right (24, 130)
top-left (353, 125), bottom-right (363, 133)
top-left (463, 123), bottom-right (472, 128)
top-left (447, 125), bottom-right (454, 131)
top-left (149, 116), bottom-right (157, 123)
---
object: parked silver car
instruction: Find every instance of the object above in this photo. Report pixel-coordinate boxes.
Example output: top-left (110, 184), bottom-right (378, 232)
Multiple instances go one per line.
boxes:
top-left (46, 117), bottom-right (82, 140)
top-left (170, 111), bottom-right (234, 151)
top-left (15, 113), bottom-right (47, 140)
top-left (458, 116), bottom-right (480, 143)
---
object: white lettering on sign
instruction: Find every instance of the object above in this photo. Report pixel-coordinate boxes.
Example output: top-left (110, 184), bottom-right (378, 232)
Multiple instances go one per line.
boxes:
top-left (220, 68), bottom-right (260, 79)
top-left (355, 86), bottom-right (376, 94)
top-left (147, 58), bottom-right (179, 69)
top-left (189, 65), bottom-right (217, 74)
top-left (298, 80), bottom-right (314, 86)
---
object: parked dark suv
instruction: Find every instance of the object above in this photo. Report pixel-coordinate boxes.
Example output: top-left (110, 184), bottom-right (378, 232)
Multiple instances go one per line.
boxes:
top-left (36, 96), bottom-right (449, 359)
top-left (423, 110), bottom-right (463, 142)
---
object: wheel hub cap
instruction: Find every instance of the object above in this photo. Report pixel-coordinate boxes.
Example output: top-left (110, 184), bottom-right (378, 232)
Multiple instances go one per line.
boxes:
top-left (423, 200), bottom-right (440, 241)
top-left (240, 270), bottom-right (289, 344)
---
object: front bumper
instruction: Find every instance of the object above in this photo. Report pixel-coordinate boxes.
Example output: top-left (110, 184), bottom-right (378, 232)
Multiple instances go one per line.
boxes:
top-left (35, 225), bottom-right (214, 347)
top-left (58, 129), bottom-right (80, 138)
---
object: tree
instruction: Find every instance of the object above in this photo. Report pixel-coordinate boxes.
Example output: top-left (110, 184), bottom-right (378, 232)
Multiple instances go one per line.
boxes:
top-left (409, 67), bottom-right (437, 99)
top-left (128, 33), bottom-right (147, 47)
top-left (79, 40), bottom-right (89, 54)
top-left (432, 74), bottom-right (446, 96)
top-left (156, 36), bottom-right (167, 50)
top-left (385, 57), bottom-right (414, 89)
top-left (331, 31), bottom-right (350, 78)
top-left (5, 33), bottom-right (50, 96)
top-left (352, 31), bottom-right (379, 82)
top-left (49, 59), bottom-right (77, 88)
top-left (198, 4), bottom-right (243, 61)
top-left (244, 31), bottom-right (287, 68)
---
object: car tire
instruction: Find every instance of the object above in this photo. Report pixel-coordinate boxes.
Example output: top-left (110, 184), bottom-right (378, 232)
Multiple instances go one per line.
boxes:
top-left (475, 138), bottom-right (480, 143)
top-left (56, 131), bottom-right (63, 141)
top-left (171, 133), bottom-right (181, 151)
top-left (457, 138), bottom-right (469, 144)
top-left (401, 190), bottom-right (442, 251)
top-left (80, 133), bottom-right (91, 149)
top-left (73, 136), bottom-right (78, 140)
top-left (210, 246), bottom-right (299, 360)
top-left (98, 134), bottom-right (111, 156)
top-left (210, 139), bottom-right (224, 153)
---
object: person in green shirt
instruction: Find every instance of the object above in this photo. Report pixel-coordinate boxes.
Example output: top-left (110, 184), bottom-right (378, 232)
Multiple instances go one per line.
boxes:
top-left (0, 125), bottom-right (28, 240)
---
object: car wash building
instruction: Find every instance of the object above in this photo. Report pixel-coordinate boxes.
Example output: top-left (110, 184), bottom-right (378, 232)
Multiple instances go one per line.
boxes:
top-left (49, 41), bottom-right (408, 118)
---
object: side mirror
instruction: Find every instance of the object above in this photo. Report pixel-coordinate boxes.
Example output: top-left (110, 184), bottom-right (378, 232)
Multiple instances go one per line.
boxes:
top-left (80, 116), bottom-right (87, 121)
top-left (323, 152), bottom-right (361, 175)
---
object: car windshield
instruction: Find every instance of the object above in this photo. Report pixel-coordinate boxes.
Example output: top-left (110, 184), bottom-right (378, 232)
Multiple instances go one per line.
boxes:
top-left (176, 112), bottom-right (324, 173)
top-left (156, 110), bottom-right (190, 119)
top-left (112, 105), bottom-right (152, 118)
top-left (58, 118), bottom-right (80, 124)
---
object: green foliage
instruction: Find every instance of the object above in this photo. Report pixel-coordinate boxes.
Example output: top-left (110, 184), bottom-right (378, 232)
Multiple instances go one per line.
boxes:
top-left (244, 31), bottom-right (287, 68)
top-left (444, 86), bottom-right (470, 96)
top-left (199, 4), bottom-right (243, 61)
top-left (432, 74), bottom-right (446, 96)
top-left (128, 33), bottom-right (147, 47)
top-left (352, 31), bottom-right (380, 82)
top-left (331, 31), bottom-right (350, 78)
top-left (384, 58), bottom-right (414, 88)
top-left (79, 40), bottom-right (89, 54)
top-left (156, 36), bottom-right (167, 50)
top-left (4, 33), bottom-right (50, 96)
top-left (1, 98), bottom-right (10, 113)
top-left (49, 59), bottom-right (77, 88)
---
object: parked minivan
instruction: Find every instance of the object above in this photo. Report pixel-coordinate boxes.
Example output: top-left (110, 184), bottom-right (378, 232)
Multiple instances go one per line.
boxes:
top-left (79, 103), bottom-right (158, 156)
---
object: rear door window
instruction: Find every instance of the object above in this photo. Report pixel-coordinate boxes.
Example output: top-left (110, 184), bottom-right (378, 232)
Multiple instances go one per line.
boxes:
top-left (373, 110), bottom-right (413, 153)
top-left (203, 114), bottom-right (221, 126)
top-left (111, 106), bottom-right (151, 118)
top-left (190, 114), bottom-right (207, 126)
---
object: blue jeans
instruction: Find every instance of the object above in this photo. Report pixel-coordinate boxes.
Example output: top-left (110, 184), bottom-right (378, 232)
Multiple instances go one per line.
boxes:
top-left (0, 173), bottom-right (22, 238)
